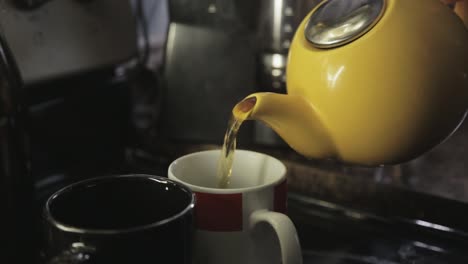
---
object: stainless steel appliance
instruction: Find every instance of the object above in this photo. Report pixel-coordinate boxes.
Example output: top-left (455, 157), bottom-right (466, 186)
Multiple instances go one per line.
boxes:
top-left (162, 0), bottom-right (322, 147)
top-left (161, 0), bottom-right (259, 146)
top-left (254, 0), bottom-right (325, 146)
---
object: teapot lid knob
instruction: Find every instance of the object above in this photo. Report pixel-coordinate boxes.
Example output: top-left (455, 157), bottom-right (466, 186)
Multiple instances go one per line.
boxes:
top-left (305, 0), bottom-right (386, 49)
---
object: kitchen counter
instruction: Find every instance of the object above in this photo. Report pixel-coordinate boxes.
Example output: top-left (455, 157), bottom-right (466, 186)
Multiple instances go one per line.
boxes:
top-left (34, 118), bottom-right (468, 263)
top-left (150, 120), bottom-right (468, 263)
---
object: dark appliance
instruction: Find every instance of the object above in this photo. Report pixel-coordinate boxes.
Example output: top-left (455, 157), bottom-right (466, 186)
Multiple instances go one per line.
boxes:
top-left (161, 0), bottom-right (259, 146)
top-left (0, 0), bottom-right (138, 263)
top-left (0, 0), bottom-right (137, 178)
top-left (162, 0), bottom-right (323, 148)
top-left (0, 30), bottom-right (33, 264)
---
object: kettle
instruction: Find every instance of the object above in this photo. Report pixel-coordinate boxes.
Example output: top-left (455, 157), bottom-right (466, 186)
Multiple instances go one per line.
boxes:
top-left (236, 0), bottom-right (468, 166)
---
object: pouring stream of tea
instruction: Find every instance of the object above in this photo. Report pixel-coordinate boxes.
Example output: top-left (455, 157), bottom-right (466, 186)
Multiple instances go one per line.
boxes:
top-left (217, 97), bottom-right (257, 188)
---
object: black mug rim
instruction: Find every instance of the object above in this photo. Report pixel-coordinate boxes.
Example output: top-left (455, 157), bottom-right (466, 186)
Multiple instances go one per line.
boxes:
top-left (44, 174), bottom-right (195, 235)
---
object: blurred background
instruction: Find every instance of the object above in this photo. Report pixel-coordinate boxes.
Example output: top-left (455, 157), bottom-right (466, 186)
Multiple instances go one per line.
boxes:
top-left (0, 0), bottom-right (467, 263)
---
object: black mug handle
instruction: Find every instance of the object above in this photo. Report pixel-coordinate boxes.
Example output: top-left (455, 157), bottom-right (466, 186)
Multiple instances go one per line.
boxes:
top-left (47, 243), bottom-right (95, 264)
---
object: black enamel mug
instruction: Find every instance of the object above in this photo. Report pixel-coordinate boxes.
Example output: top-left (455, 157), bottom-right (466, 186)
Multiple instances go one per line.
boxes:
top-left (43, 174), bottom-right (194, 264)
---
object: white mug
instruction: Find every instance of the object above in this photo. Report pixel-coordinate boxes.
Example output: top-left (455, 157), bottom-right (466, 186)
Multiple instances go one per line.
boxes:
top-left (168, 149), bottom-right (303, 264)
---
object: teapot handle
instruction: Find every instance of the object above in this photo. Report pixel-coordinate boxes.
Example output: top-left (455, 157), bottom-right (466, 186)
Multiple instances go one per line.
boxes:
top-left (47, 243), bottom-right (95, 264)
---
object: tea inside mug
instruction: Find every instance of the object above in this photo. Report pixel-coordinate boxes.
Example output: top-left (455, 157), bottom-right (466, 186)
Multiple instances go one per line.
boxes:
top-left (170, 150), bottom-right (286, 189)
top-left (47, 176), bottom-right (193, 230)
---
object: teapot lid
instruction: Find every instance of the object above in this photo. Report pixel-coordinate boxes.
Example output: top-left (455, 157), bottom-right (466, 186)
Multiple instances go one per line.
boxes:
top-left (305, 0), bottom-right (386, 49)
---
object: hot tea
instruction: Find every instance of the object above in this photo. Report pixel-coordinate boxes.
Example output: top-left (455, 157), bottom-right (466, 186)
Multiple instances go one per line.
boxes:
top-left (217, 97), bottom-right (257, 188)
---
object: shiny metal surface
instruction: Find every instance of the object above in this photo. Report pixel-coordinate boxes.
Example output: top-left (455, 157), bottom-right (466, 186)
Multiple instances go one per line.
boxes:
top-left (257, 0), bottom-right (302, 54)
top-left (254, 0), bottom-right (322, 147)
top-left (259, 53), bottom-right (288, 91)
top-left (305, 0), bottom-right (386, 48)
top-left (256, 0), bottom-right (307, 95)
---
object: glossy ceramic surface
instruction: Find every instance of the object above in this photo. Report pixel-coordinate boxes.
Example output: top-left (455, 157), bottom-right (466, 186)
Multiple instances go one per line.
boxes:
top-left (168, 150), bottom-right (302, 264)
top-left (44, 175), bottom-right (195, 264)
top-left (243, 0), bottom-right (468, 165)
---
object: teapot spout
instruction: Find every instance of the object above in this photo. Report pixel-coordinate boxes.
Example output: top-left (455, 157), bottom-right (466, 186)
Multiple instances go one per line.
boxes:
top-left (234, 92), bottom-right (336, 160)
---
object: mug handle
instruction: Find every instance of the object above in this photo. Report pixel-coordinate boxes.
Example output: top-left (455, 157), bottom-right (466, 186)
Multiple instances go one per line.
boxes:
top-left (47, 243), bottom-right (95, 264)
top-left (249, 210), bottom-right (303, 264)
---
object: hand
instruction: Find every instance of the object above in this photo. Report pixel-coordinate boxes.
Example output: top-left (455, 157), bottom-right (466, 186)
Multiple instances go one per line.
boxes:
top-left (441, 0), bottom-right (467, 26)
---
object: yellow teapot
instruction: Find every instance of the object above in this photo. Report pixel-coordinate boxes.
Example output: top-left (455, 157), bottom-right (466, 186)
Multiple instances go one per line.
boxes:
top-left (236, 0), bottom-right (468, 166)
